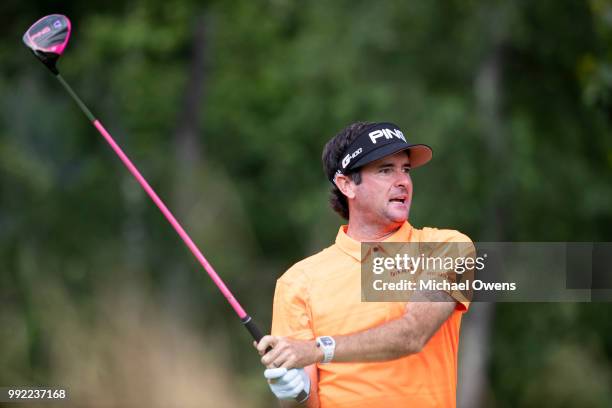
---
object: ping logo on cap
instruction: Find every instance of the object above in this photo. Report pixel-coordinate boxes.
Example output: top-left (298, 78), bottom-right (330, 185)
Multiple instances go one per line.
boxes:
top-left (369, 128), bottom-right (407, 144)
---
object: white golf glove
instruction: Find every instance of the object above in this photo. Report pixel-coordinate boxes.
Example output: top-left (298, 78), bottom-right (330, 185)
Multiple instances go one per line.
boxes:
top-left (264, 367), bottom-right (310, 402)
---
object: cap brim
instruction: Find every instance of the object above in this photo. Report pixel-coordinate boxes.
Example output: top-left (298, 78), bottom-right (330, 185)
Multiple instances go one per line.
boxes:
top-left (350, 143), bottom-right (432, 170)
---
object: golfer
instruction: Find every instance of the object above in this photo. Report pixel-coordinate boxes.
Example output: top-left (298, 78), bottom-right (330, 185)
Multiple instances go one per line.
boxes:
top-left (255, 122), bottom-right (472, 407)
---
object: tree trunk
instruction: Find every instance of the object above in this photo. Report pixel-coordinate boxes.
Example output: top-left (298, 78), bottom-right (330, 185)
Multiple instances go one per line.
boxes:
top-left (174, 13), bottom-right (208, 215)
top-left (165, 13), bottom-right (209, 319)
top-left (458, 40), bottom-right (506, 408)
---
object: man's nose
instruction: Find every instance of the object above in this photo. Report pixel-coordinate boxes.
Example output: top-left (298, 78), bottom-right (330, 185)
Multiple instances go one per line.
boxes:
top-left (394, 171), bottom-right (411, 187)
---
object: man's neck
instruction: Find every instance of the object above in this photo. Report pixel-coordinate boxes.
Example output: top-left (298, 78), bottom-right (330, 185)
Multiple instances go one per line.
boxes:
top-left (345, 220), bottom-right (403, 242)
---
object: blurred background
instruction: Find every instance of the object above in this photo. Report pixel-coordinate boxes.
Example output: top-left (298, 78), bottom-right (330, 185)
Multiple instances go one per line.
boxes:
top-left (1, 0), bottom-right (612, 407)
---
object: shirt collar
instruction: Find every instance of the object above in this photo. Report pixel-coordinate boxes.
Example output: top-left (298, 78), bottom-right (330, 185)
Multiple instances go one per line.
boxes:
top-left (334, 221), bottom-right (414, 261)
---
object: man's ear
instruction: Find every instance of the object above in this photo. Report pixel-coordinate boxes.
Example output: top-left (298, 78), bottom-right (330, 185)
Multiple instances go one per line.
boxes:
top-left (334, 174), bottom-right (356, 199)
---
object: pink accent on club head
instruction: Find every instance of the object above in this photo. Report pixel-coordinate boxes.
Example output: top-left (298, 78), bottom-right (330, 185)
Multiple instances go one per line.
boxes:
top-left (24, 14), bottom-right (71, 56)
top-left (52, 16), bottom-right (71, 55)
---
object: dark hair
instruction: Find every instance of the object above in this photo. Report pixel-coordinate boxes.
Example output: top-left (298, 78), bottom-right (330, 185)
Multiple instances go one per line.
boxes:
top-left (322, 122), bottom-right (372, 219)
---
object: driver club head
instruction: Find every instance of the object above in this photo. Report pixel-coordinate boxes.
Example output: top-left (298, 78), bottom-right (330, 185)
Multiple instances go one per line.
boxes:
top-left (23, 14), bottom-right (71, 74)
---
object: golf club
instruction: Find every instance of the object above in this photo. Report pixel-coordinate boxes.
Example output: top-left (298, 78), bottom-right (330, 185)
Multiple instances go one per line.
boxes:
top-left (23, 14), bottom-right (307, 403)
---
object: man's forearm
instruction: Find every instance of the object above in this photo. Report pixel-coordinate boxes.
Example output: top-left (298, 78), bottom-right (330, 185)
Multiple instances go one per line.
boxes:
top-left (332, 299), bottom-right (456, 363)
top-left (333, 312), bottom-right (422, 362)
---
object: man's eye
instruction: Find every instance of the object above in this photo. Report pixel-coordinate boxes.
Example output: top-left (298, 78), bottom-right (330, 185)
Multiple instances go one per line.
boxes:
top-left (403, 167), bottom-right (411, 173)
top-left (380, 168), bottom-right (392, 174)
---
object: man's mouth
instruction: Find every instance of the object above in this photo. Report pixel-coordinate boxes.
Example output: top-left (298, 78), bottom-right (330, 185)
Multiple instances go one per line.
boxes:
top-left (389, 196), bottom-right (407, 204)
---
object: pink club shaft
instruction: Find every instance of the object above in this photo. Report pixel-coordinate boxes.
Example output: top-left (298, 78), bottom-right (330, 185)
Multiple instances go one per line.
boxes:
top-left (93, 119), bottom-right (248, 319)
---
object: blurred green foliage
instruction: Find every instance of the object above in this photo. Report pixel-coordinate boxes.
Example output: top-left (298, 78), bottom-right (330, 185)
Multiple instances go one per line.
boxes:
top-left (1, 0), bottom-right (611, 406)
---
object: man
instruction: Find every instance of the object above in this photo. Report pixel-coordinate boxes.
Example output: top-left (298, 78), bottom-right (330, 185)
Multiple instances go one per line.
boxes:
top-left (255, 122), bottom-right (472, 407)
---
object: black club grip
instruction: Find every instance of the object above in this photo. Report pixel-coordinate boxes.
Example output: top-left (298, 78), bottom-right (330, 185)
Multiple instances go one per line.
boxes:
top-left (242, 315), bottom-right (271, 352)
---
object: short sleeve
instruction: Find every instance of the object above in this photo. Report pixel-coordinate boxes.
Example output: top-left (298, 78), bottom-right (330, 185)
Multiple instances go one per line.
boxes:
top-left (447, 232), bottom-right (475, 312)
top-left (422, 229), bottom-right (475, 313)
top-left (270, 269), bottom-right (315, 340)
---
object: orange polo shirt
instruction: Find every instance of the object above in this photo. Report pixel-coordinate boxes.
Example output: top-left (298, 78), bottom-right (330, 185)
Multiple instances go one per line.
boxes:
top-left (271, 222), bottom-right (472, 408)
